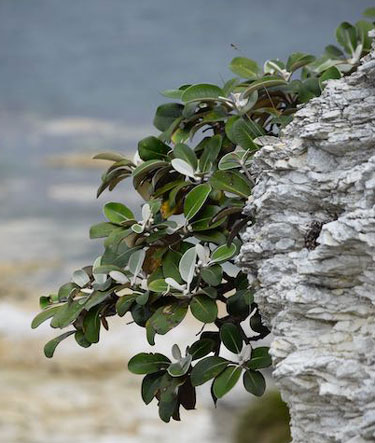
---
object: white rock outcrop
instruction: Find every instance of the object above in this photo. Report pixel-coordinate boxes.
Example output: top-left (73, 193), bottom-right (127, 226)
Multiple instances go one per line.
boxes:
top-left (239, 50), bottom-right (375, 442)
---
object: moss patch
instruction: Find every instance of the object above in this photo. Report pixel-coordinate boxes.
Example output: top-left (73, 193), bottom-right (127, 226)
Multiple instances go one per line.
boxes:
top-left (234, 391), bottom-right (291, 443)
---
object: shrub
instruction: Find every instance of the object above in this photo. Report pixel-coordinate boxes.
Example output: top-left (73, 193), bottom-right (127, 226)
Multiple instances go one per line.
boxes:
top-left (32, 11), bottom-right (375, 423)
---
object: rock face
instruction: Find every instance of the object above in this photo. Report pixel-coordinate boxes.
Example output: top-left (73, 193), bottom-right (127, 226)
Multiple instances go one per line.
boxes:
top-left (238, 50), bottom-right (375, 442)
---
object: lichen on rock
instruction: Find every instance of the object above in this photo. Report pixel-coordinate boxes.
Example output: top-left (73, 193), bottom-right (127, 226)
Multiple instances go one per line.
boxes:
top-left (239, 48), bottom-right (375, 442)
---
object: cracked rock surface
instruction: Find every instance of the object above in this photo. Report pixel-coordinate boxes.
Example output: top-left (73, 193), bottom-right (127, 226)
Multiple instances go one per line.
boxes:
top-left (238, 50), bottom-right (375, 442)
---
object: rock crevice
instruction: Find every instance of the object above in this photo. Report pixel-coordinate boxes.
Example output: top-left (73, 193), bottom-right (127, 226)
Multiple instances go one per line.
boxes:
top-left (239, 50), bottom-right (375, 442)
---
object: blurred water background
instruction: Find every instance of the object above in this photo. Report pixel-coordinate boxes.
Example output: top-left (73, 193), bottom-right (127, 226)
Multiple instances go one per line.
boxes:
top-left (0, 1), bottom-right (372, 442)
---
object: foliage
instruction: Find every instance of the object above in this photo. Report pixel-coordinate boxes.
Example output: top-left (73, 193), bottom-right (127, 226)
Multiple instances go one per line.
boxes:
top-left (33, 13), bottom-right (374, 422)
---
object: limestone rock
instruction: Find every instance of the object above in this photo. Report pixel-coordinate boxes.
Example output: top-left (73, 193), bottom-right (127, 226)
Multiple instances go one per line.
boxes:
top-left (238, 50), bottom-right (375, 442)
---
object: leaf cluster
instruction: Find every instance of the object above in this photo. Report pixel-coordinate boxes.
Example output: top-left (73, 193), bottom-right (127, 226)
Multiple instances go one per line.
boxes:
top-left (32, 13), bottom-right (374, 422)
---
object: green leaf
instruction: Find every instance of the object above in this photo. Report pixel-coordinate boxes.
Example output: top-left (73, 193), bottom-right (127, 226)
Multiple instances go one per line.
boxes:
top-left (250, 310), bottom-right (268, 335)
top-left (171, 344), bottom-right (182, 360)
top-left (181, 83), bottom-right (223, 102)
top-left (161, 89), bottom-right (184, 99)
top-left (174, 143), bottom-right (198, 170)
top-left (184, 184), bottom-right (211, 220)
top-left (299, 78), bottom-right (322, 102)
top-left (138, 136), bottom-right (170, 161)
top-left (235, 272), bottom-right (249, 290)
top-left (85, 290), bottom-right (111, 310)
top-left (222, 77), bottom-right (241, 96)
top-left (200, 264), bottom-right (222, 286)
top-left (162, 250), bottom-right (183, 283)
top-left (210, 170), bottom-right (252, 198)
top-left (89, 222), bottom-right (121, 239)
top-left (39, 295), bottom-right (53, 309)
top-left (243, 369), bottom-right (266, 396)
top-left (336, 22), bottom-right (358, 55)
top-left (116, 294), bottom-right (137, 316)
top-left (238, 90), bottom-right (259, 114)
top-left (231, 118), bottom-right (261, 150)
top-left (167, 354), bottom-right (192, 377)
top-left (179, 247), bottom-right (197, 284)
top-left (166, 182), bottom-right (191, 209)
top-left (142, 372), bottom-right (164, 405)
top-left (191, 356), bottom-right (229, 386)
top-left (319, 66), bottom-right (342, 89)
top-left (154, 179), bottom-right (186, 199)
top-left (182, 101), bottom-right (197, 118)
top-left (128, 352), bottom-right (171, 375)
top-left (102, 228), bottom-right (131, 250)
top-left (148, 302), bottom-right (188, 335)
top-left (242, 289), bottom-right (254, 305)
top-left (160, 116), bottom-right (182, 144)
top-left (96, 168), bottom-right (132, 198)
top-left (286, 52), bottom-right (316, 73)
top-left (161, 84), bottom-right (191, 99)
top-left (131, 224), bottom-right (144, 233)
top-left (171, 158), bottom-right (196, 178)
top-left (325, 44), bottom-right (345, 59)
top-left (243, 76), bottom-right (288, 97)
top-left (148, 279), bottom-right (168, 293)
top-left (306, 55), bottom-right (342, 75)
top-left (190, 295), bottom-right (218, 323)
top-left (159, 396), bottom-right (178, 423)
top-left (93, 152), bottom-right (128, 162)
top-left (132, 159), bottom-right (169, 182)
top-left (50, 300), bottom-right (86, 329)
top-left (247, 347), bottom-right (272, 369)
top-left (44, 331), bottom-right (75, 358)
top-left (227, 290), bottom-right (251, 316)
top-left (198, 135), bottom-right (222, 173)
top-left (72, 269), bottom-right (89, 287)
top-left (171, 126), bottom-right (190, 144)
top-left (188, 338), bottom-right (215, 360)
top-left (57, 282), bottom-right (78, 301)
top-left (225, 115), bottom-right (240, 142)
top-left (136, 292), bottom-right (149, 306)
top-left (131, 303), bottom-right (152, 327)
top-left (211, 243), bottom-right (237, 263)
top-left (83, 306), bottom-right (101, 343)
top-left (202, 287), bottom-right (217, 299)
top-left (103, 202), bottom-right (135, 224)
top-left (220, 323), bottom-right (243, 354)
top-left (321, 66), bottom-right (342, 82)
top-left (102, 242), bottom-right (140, 268)
top-left (218, 151), bottom-right (244, 171)
top-left (195, 230), bottom-right (227, 244)
top-left (229, 57), bottom-right (259, 78)
top-left (264, 59), bottom-right (286, 76)
top-left (146, 322), bottom-right (156, 345)
top-left (158, 374), bottom-right (184, 422)
top-left (74, 330), bottom-right (92, 348)
top-left (128, 249), bottom-right (146, 279)
top-left (356, 20), bottom-right (374, 51)
top-left (213, 366), bottom-right (242, 398)
top-left (31, 306), bottom-right (62, 329)
top-left (153, 103), bottom-right (183, 132)
top-left (190, 205), bottom-right (225, 231)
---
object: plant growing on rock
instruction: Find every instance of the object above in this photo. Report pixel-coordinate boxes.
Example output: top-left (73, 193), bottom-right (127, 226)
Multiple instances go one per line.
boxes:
top-left (32, 12), bottom-right (375, 422)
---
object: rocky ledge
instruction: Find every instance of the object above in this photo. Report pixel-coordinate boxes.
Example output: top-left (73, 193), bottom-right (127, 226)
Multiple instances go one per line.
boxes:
top-left (238, 48), bottom-right (375, 442)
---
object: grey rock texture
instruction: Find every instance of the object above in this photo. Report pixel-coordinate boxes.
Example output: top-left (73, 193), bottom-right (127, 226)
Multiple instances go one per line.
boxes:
top-left (238, 50), bottom-right (375, 442)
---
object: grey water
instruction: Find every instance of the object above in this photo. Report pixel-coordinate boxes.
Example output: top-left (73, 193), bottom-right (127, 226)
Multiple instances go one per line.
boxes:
top-left (0, 0), bottom-right (372, 286)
